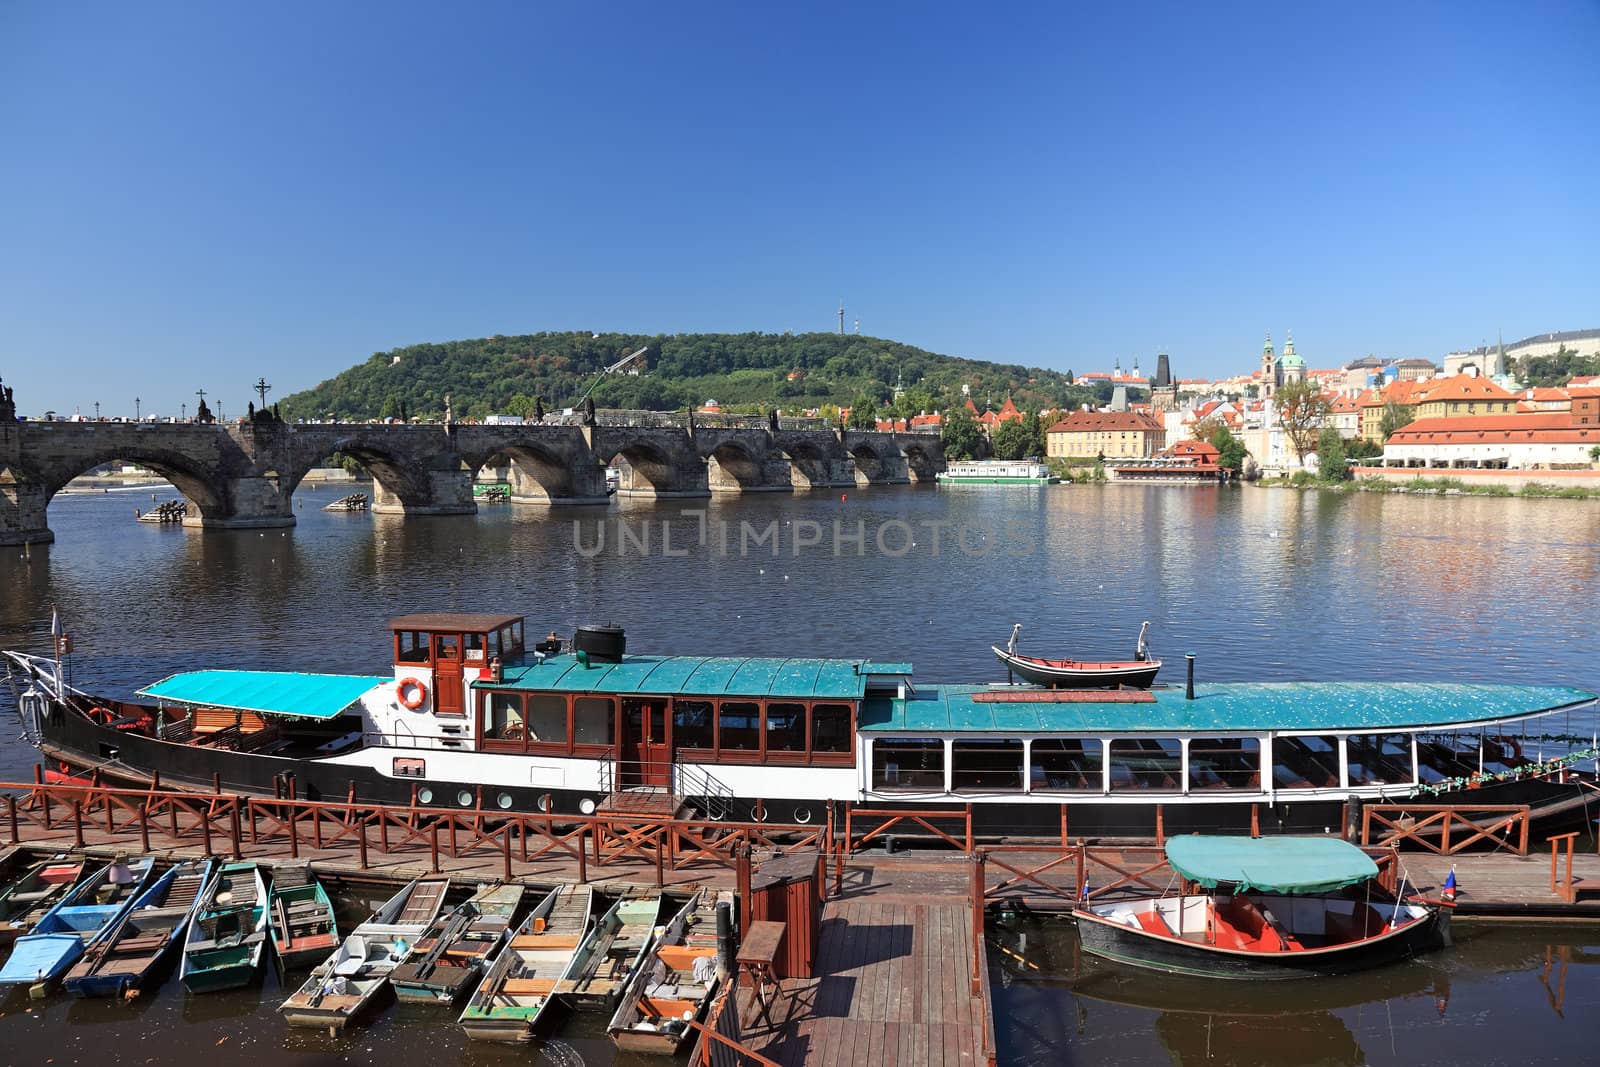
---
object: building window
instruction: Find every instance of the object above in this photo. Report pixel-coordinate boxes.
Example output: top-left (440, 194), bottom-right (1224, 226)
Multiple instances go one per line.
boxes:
top-left (951, 739), bottom-right (1024, 792)
top-left (1271, 735), bottom-right (1340, 789)
top-left (872, 738), bottom-right (944, 791)
top-left (718, 701), bottom-right (762, 752)
top-left (1029, 739), bottom-right (1103, 792)
top-left (525, 695), bottom-right (568, 746)
top-left (1188, 738), bottom-right (1261, 791)
top-left (1109, 738), bottom-right (1182, 791)
top-left (572, 696), bottom-right (614, 749)
top-left (765, 702), bottom-right (807, 753)
top-left (1345, 734), bottom-right (1413, 786)
top-left (674, 699), bottom-right (715, 752)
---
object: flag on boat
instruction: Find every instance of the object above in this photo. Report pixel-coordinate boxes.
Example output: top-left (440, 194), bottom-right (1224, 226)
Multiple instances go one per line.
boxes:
top-left (1080, 877), bottom-right (1090, 901)
top-left (50, 606), bottom-right (61, 638)
top-left (1443, 867), bottom-right (1457, 901)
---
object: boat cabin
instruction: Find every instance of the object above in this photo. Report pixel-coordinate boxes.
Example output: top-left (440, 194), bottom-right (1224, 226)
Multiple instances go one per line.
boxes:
top-left (388, 613), bottom-right (526, 717)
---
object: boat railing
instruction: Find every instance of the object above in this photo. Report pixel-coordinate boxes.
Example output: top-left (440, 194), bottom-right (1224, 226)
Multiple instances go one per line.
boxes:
top-left (673, 763), bottom-right (735, 822)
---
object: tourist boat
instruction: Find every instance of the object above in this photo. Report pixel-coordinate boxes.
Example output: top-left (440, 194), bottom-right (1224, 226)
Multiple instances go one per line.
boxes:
top-left (0, 855), bottom-right (156, 992)
top-left (0, 856), bottom-right (86, 949)
top-left (556, 894), bottom-right (665, 1009)
top-left (1075, 836), bottom-right (1449, 979)
top-left (606, 889), bottom-right (725, 1054)
top-left (993, 622), bottom-right (1162, 689)
top-left (266, 865), bottom-right (339, 971)
top-left (180, 861), bottom-right (269, 993)
top-left (63, 858), bottom-right (211, 997)
top-left (279, 877), bottom-right (448, 1031)
top-left (459, 884), bottom-right (591, 1042)
top-left (5, 618), bottom-right (1598, 841)
top-left (936, 458), bottom-right (1058, 485)
top-left (392, 882), bottom-right (524, 1004)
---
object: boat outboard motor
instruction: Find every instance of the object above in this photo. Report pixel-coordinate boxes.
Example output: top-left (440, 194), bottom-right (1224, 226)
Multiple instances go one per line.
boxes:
top-left (574, 624), bottom-right (626, 664)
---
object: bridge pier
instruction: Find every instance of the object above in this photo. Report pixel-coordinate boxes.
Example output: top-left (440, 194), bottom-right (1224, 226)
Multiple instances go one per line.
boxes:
top-left (0, 478), bottom-right (54, 547)
top-left (506, 459), bottom-right (610, 506)
top-left (371, 470), bottom-right (478, 516)
top-left (179, 475), bottom-right (296, 531)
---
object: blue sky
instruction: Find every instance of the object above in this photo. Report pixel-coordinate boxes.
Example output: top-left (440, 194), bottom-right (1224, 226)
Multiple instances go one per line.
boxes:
top-left (2, 1), bottom-right (1596, 417)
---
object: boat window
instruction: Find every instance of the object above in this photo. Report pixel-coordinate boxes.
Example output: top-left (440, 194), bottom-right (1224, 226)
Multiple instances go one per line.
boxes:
top-left (765, 703), bottom-right (807, 753)
top-left (673, 699), bottom-right (715, 751)
top-left (396, 630), bottom-right (432, 665)
top-left (1108, 738), bottom-right (1182, 792)
top-left (1270, 735), bottom-right (1340, 788)
top-left (434, 633), bottom-right (461, 662)
top-left (811, 704), bottom-right (853, 754)
top-left (464, 632), bottom-right (486, 664)
top-left (718, 701), bottom-right (761, 752)
top-left (486, 629), bottom-right (502, 660)
top-left (872, 738), bottom-right (944, 791)
top-left (1416, 732), bottom-right (1479, 783)
top-left (1030, 739), bottom-right (1103, 792)
top-left (572, 696), bottom-right (615, 749)
top-left (1188, 738), bottom-right (1261, 791)
top-left (510, 620), bottom-right (524, 651)
top-left (525, 695), bottom-right (568, 745)
top-left (951, 739), bottom-right (1024, 792)
top-left (1345, 734), bottom-right (1413, 786)
top-left (482, 693), bottom-right (525, 749)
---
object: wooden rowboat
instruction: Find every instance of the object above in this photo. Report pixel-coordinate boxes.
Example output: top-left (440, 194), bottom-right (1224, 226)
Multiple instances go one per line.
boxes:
top-left (0, 855), bottom-right (157, 992)
top-left (993, 621), bottom-right (1161, 689)
top-left (64, 858), bottom-right (211, 997)
top-left (279, 877), bottom-right (448, 1032)
top-left (0, 856), bottom-right (87, 949)
top-left (606, 890), bottom-right (726, 1054)
top-left (180, 861), bottom-right (269, 993)
top-left (392, 882), bottom-right (524, 1004)
top-left (459, 884), bottom-right (592, 1042)
top-left (266, 865), bottom-right (339, 972)
top-left (554, 894), bottom-right (664, 1009)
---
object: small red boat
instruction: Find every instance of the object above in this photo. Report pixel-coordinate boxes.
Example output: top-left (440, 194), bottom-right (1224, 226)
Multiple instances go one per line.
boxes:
top-left (993, 622), bottom-right (1161, 689)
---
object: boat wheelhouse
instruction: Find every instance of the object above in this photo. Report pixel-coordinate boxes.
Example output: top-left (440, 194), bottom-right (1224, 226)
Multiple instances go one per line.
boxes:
top-left (5, 617), bottom-right (1597, 840)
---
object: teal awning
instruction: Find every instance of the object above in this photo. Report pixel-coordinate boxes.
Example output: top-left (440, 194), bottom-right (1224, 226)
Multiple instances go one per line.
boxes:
top-left (138, 670), bottom-right (385, 720)
top-left (1165, 836), bottom-right (1379, 895)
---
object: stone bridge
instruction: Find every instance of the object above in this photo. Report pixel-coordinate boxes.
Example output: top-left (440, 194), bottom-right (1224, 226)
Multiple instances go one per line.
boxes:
top-left (0, 417), bottom-right (945, 545)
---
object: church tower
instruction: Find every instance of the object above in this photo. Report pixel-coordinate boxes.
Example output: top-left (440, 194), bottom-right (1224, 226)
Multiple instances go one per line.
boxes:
top-left (1280, 330), bottom-right (1306, 386)
top-left (1150, 353), bottom-right (1177, 413)
top-left (1261, 332), bottom-right (1278, 398)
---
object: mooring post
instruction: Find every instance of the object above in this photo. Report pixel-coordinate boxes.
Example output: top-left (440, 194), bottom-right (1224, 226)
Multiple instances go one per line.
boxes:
top-left (229, 804), bottom-right (242, 860)
top-left (1251, 804), bottom-right (1260, 838)
top-left (576, 826), bottom-right (588, 885)
top-left (151, 769), bottom-right (160, 792)
top-left (358, 816), bottom-right (368, 871)
top-left (1155, 804), bottom-right (1165, 846)
top-left (7, 795), bottom-right (17, 845)
top-left (104, 790), bottom-right (114, 834)
top-left (736, 844), bottom-right (752, 939)
top-left (213, 772), bottom-right (221, 795)
top-left (200, 807), bottom-right (213, 857)
top-left (430, 821), bottom-right (440, 874)
top-left (138, 803), bottom-right (150, 854)
top-left (168, 800), bottom-right (178, 840)
top-left (72, 800), bottom-right (84, 848)
top-left (40, 789), bottom-right (51, 830)
top-left (1060, 803), bottom-right (1069, 849)
top-left (654, 829), bottom-right (664, 888)
top-left (288, 809), bottom-right (299, 859)
top-left (970, 852), bottom-right (984, 994)
top-left (502, 824), bottom-right (512, 883)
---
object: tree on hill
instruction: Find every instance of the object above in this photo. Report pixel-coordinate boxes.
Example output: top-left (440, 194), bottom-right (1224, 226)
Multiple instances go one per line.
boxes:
top-left (1518, 345), bottom-right (1600, 388)
top-left (1210, 426), bottom-right (1248, 474)
top-left (1315, 427), bottom-right (1348, 481)
top-left (940, 404), bottom-right (983, 460)
top-left (1275, 379), bottom-right (1331, 463)
top-left (1189, 416), bottom-right (1222, 441)
top-left (847, 395), bottom-right (878, 430)
top-left (990, 420), bottom-right (1032, 460)
top-left (1379, 400), bottom-right (1415, 442)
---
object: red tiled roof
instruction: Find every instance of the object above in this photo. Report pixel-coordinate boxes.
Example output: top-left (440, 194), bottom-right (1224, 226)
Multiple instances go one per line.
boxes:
top-left (1412, 374), bottom-right (1516, 404)
top-left (1389, 412), bottom-right (1600, 444)
top-left (1046, 411), bottom-right (1165, 434)
top-left (1166, 439), bottom-right (1221, 460)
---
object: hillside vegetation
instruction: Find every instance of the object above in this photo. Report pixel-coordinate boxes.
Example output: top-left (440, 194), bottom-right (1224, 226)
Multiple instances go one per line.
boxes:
top-left (278, 331), bottom-right (1104, 422)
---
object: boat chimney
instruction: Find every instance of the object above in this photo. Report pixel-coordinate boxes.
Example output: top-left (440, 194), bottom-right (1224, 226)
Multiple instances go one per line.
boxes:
top-left (716, 900), bottom-right (735, 982)
top-left (1185, 654), bottom-right (1195, 700)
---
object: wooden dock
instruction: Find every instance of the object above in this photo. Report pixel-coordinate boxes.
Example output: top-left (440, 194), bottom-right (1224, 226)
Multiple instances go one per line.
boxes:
top-left (738, 856), bottom-right (991, 1066)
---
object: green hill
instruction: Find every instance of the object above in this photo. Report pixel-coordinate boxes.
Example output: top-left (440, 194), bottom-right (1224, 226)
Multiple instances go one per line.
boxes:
top-left (278, 331), bottom-right (1112, 423)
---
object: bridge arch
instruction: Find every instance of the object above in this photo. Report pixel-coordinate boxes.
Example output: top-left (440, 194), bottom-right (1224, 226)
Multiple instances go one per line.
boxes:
top-left (32, 445), bottom-right (232, 529)
top-left (778, 439), bottom-right (843, 490)
top-left (284, 437), bottom-right (441, 514)
top-left (901, 441), bottom-right (940, 482)
top-left (847, 441), bottom-right (908, 486)
top-left (705, 439), bottom-right (768, 493)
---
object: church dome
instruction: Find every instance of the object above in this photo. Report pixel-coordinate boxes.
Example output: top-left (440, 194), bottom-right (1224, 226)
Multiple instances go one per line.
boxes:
top-left (1280, 330), bottom-right (1306, 369)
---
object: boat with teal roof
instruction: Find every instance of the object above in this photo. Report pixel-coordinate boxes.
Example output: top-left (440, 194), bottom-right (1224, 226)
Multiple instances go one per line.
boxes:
top-left (5, 616), bottom-right (1597, 840)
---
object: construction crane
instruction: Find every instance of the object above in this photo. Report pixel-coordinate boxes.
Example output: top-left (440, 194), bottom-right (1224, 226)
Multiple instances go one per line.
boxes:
top-left (571, 347), bottom-right (650, 407)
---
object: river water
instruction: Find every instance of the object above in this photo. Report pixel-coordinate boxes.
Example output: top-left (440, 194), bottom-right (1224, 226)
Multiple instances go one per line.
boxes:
top-left (1, 481), bottom-right (1598, 1064)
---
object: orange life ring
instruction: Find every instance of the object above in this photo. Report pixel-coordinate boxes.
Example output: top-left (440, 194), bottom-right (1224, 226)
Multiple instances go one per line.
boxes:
top-left (397, 677), bottom-right (428, 710)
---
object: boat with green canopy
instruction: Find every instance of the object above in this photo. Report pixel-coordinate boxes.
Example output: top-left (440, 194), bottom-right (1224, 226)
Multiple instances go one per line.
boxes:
top-left (1075, 835), bottom-right (1448, 978)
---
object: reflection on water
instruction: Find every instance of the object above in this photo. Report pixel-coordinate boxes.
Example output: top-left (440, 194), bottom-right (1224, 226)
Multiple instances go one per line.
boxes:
top-left (2, 483), bottom-right (1599, 1061)
top-left (990, 916), bottom-right (1600, 1066)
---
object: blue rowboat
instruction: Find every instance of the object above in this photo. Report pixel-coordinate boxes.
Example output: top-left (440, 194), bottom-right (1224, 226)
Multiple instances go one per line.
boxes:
top-left (0, 856), bottom-right (156, 992)
top-left (64, 858), bottom-right (212, 997)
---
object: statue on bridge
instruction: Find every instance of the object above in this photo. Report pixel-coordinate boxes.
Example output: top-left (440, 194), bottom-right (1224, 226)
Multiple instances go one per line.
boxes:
top-left (194, 397), bottom-right (215, 424)
top-left (0, 377), bottom-right (15, 422)
top-left (768, 408), bottom-right (779, 433)
top-left (583, 397), bottom-right (597, 428)
top-left (533, 396), bottom-right (545, 423)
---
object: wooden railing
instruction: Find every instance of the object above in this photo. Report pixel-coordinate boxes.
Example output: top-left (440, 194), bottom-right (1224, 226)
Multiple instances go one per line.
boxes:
top-left (689, 983), bottom-right (783, 1067)
top-left (1361, 803), bottom-right (1531, 856)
